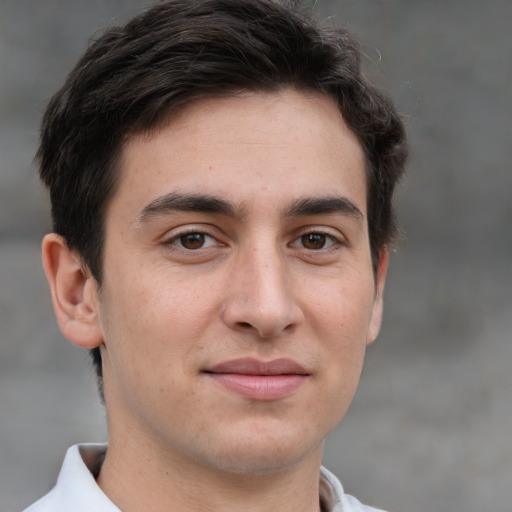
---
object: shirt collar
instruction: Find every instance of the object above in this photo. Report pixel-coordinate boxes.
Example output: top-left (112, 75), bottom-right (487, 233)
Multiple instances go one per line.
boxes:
top-left (320, 465), bottom-right (345, 511)
top-left (49, 444), bottom-right (119, 511)
top-left (28, 443), bottom-right (377, 512)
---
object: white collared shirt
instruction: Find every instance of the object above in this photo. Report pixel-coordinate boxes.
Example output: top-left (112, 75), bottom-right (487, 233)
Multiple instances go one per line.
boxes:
top-left (23, 444), bottom-right (387, 512)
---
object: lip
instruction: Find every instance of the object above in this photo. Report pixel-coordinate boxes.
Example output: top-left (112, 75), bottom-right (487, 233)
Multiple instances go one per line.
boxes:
top-left (204, 358), bottom-right (309, 401)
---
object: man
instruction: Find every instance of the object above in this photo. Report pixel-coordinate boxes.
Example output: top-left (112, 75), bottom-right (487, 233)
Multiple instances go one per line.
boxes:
top-left (25, 0), bottom-right (407, 511)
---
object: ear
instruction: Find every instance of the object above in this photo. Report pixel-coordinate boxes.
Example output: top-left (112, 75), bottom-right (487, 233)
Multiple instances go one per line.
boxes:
top-left (366, 247), bottom-right (389, 345)
top-left (42, 233), bottom-right (103, 349)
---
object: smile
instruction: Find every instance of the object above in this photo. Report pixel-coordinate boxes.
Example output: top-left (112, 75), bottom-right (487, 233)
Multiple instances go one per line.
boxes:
top-left (204, 358), bottom-right (310, 401)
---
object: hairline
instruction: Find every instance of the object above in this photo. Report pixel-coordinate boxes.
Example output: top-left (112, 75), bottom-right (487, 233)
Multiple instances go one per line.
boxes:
top-left (89, 86), bottom-right (377, 285)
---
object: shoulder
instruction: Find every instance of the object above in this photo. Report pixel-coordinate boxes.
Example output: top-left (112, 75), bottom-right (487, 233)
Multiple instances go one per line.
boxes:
top-left (320, 466), bottom-right (388, 512)
top-left (23, 492), bottom-right (57, 512)
top-left (22, 444), bottom-right (119, 512)
top-left (341, 494), bottom-right (388, 512)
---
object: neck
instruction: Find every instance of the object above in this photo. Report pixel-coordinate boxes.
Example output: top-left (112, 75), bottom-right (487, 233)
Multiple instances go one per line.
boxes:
top-left (97, 431), bottom-right (324, 512)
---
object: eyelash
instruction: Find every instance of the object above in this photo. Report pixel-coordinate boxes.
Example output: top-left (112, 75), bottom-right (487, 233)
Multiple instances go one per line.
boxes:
top-left (162, 227), bottom-right (343, 253)
top-left (162, 229), bottom-right (221, 251)
top-left (289, 230), bottom-right (342, 251)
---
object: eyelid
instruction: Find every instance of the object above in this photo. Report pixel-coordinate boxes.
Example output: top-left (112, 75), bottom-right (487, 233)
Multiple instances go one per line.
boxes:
top-left (161, 225), bottom-right (225, 249)
top-left (169, 232), bottom-right (217, 250)
top-left (289, 234), bottom-right (340, 251)
top-left (290, 226), bottom-right (346, 245)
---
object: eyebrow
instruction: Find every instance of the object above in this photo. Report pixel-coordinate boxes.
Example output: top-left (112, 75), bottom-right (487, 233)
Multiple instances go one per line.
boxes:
top-left (137, 192), bottom-right (364, 224)
top-left (284, 196), bottom-right (364, 222)
top-left (138, 192), bottom-right (242, 223)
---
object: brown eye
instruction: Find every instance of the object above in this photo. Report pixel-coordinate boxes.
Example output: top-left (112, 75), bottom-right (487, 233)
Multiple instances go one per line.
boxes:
top-left (301, 233), bottom-right (328, 250)
top-left (164, 230), bottom-right (221, 252)
top-left (290, 232), bottom-right (340, 251)
top-left (179, 232), bottom-right (206, 250)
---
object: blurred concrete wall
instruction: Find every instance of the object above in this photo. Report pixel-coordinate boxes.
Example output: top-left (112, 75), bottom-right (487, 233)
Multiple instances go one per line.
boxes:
top-left (1, 1), bottom-right (510, 511)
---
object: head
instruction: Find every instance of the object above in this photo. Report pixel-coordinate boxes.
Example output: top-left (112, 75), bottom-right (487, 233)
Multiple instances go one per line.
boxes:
top-left (38, 0), bottom-right (406, 397)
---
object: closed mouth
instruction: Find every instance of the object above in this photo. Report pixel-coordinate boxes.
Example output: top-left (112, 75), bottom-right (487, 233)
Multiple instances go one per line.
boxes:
top-left (205, 357), bottom-right (309, 376)
top-left (204, 358), bottom-right (309, 400)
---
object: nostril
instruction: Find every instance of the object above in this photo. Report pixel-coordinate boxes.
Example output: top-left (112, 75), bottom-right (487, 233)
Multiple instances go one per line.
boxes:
top-left (238, 322), bottom-right (253, 329)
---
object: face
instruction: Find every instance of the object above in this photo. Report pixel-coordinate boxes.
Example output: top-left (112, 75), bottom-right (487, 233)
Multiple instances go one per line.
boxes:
top-left (95, 90), bottom-right (386, 475)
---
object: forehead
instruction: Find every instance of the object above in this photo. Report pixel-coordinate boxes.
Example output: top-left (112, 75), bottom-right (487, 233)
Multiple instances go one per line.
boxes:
top-left (112, 89), bottom-right (367, 221)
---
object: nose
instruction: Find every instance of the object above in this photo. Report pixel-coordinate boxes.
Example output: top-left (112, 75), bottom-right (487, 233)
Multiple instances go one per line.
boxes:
top-left (221, 246), bottom-right (303, 339)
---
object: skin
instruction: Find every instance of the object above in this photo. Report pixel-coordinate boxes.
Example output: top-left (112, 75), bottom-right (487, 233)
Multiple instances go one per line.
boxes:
top-left (43, 89), bottom-right (388, 512)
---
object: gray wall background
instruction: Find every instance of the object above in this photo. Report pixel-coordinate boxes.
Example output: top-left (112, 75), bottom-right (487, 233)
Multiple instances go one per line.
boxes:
top-left (0, 1), bottom-right (510, 510)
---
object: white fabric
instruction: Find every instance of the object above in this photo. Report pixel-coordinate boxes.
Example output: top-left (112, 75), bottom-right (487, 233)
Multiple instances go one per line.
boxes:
top-left (23, 444), bottom-right (120, 512)
top-left (24, 444), bottom-right (387, 512)
top-left (319, 466), bottom-right (387, 512)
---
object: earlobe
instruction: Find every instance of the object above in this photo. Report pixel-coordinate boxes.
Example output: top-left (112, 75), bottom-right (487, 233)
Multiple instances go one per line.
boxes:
top-left (42, 233), bottom-right (104, 349)
top-left (366, 247), bottom-right (389, 345)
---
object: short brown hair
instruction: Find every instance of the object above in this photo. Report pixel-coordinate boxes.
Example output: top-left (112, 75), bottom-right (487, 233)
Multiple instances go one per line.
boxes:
top-left (38, 0), bottom-right (408, 387)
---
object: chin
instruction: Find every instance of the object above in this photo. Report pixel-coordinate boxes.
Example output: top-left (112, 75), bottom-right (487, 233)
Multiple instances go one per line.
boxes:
top-left (197, 429), bottom-right (323, 476)
top-left (208, 451), bottom-right (308, 476)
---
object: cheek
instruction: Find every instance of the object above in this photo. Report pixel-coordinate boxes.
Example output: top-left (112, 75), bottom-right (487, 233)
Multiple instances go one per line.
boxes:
top-left (308, 275), bottom-right (375, 396)
top-left (99, 263), bottom-right (218, 369)
top-left (310, 274), bottom-right (376, 342)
